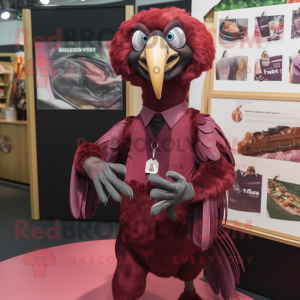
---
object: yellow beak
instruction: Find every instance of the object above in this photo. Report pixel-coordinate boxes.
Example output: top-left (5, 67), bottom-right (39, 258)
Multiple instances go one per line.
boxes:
top-left (139, 35), bottom-right (179, 99)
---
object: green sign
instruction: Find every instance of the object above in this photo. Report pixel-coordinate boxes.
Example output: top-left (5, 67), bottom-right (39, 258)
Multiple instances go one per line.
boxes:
top-left (215, 0), bottom-right (289, 11)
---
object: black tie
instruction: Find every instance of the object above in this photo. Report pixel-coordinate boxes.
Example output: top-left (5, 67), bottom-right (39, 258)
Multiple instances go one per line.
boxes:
top-left (149, 114), bottom-right (166, 138)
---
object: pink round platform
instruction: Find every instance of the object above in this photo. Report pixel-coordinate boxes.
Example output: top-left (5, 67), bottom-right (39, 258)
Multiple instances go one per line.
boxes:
top-left (0, 240), bottom-right (253, 300)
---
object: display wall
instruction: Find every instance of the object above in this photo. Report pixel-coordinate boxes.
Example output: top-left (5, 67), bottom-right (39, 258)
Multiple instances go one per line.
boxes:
top-left (209, 95), bottom-right (300, 299)
top-left (211, 2), bottom-right (300, 248)
top-left (24, 5), bottom-right (133, 220)
top-left (138, 0), bottom-right (191, 11)
top-left (214, 3), bottom-right (300, 93)
top-left (210, 96), bottom-right (300, 245)
top-left (198, 2), bottom-right (300, 299)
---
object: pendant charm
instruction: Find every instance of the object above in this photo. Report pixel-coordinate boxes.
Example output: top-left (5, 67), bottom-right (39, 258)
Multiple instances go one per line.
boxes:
top-left (145, 142), bottom-right (159, 174)
top-left (145, 158), bottom-right (159, 174)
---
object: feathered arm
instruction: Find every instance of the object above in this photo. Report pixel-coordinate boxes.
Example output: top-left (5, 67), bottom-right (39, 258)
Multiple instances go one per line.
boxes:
top-left (70, 118), bottom-right (133, 219)
top-left (187, 113), bottom-right (235, 249)
top-left (189, 144), bottom-right (235, 204)
top-left (187, 113), bottom-right (244, 300)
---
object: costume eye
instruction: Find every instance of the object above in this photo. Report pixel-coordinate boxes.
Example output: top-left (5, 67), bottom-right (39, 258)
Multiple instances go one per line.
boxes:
top-left (141, 34), bottom-right (148, 43)
top-left (132, 30), bottom-right (148, 52)
top-left (166, 32), bottom-right (174, 41)
top-left (166, 27), bottom-right (185, 48)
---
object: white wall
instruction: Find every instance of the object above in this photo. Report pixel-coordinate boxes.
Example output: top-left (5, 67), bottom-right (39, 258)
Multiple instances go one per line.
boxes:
top-left (189, 0), bottom-right (221, 110)
top-left (0, 20), bottom-right (23, 46)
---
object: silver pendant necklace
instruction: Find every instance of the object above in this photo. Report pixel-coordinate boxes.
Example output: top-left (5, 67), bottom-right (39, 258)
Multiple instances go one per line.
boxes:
top-left (145, 142), bottom-right (159, 174)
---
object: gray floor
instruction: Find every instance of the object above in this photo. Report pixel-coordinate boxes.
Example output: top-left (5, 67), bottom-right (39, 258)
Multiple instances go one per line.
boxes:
top-left (0, 180), bottom-right (272, 300)
top-left (0, 180), bottom-right (119, 262)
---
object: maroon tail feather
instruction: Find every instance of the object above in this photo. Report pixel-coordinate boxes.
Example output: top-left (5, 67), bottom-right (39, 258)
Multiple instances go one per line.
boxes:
top-left (204, 227), bottom-right (245, 300)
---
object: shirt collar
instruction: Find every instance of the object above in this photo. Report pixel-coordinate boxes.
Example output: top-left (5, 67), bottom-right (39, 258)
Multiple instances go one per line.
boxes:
top-left (140, 101), bottom-right (188, 128)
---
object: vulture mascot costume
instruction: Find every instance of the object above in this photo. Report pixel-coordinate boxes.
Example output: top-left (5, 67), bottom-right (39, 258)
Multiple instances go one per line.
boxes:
top-left (70, 7), bottom-right (244, 300)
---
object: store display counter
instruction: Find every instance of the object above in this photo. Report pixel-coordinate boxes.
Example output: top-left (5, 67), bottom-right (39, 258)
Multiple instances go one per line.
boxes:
top-left (0, 119), bottom-right (29, 184)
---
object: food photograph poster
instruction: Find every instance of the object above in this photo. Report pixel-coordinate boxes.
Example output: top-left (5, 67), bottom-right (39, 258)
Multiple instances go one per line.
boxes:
top-left (211, 97), bottom-right (300, 239)
top-left (34, 41), bottom-right (123, 110)
top-left (214, 2), bottom-right (300, 93)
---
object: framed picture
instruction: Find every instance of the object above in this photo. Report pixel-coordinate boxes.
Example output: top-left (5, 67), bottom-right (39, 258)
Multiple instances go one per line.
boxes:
top-left (215, 53), bottom-right (248, 81)
top-left (291, 9), bottom-right (300, 39)
top-left (218, 18), bottom-right (248, 44)
top-left (34, 41), bottom-right (123, 110)
top-left (208, 92), bottom-right (300, 248)
top-left (214, 5), bottom-right (300, 94)
top-left (255, 15), bottom-right (284, 43)
top-left (289, 52), bottom-right (300, 84)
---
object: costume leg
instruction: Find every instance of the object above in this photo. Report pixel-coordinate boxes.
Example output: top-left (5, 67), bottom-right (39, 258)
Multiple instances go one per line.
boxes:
top-left (175, 251), bottom-right (204, 300)
top-left (112, 243), bottom-right (148, 300)
top-left (185, 281), bottom-right (195, 292)
top-left (175, 250), bottom-right (204, 282)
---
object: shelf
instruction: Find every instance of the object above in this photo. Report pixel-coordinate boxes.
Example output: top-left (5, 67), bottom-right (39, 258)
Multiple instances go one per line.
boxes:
top-left (0, 119), bottom-right (27, 126)
top-left (0, 84), bottom-right (8, 86)
top-left (0, 97), bottom-right (7, 99)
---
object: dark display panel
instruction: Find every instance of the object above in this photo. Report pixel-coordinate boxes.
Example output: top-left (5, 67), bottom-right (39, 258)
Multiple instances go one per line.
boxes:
top-left (138, 0), bottom-right (191, 12)
top-left (31, 6), bottom-right (126, 220)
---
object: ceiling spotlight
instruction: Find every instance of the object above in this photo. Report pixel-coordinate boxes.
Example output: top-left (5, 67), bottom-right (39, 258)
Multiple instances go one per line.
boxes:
top-left (1, 11), bottom-right (10, 20)
top-left (40, 0), bottom-right (50, 4)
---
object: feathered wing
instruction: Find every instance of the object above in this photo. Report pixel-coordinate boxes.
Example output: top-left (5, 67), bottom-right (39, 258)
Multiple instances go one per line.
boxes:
top-left (69, 119), bottom-right (128, 219)
top-left (188, 114), bottom-right (244, 300)
top-left (193, 113), bottom-right (234, 165)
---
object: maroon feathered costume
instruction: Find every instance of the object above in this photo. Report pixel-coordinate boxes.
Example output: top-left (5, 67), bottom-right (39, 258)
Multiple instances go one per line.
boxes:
top-left (70, 7), bottom-right (244, 300)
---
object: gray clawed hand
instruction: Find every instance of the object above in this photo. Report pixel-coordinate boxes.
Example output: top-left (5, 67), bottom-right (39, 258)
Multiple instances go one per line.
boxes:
top-left (147, 171), bottom-right (194, 221)
top-left (83, 157), bottom-right (133, 204)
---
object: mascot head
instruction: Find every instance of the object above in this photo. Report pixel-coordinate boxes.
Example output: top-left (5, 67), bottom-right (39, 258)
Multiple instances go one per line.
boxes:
top-left (110, 7), bottom-right (215, 111)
